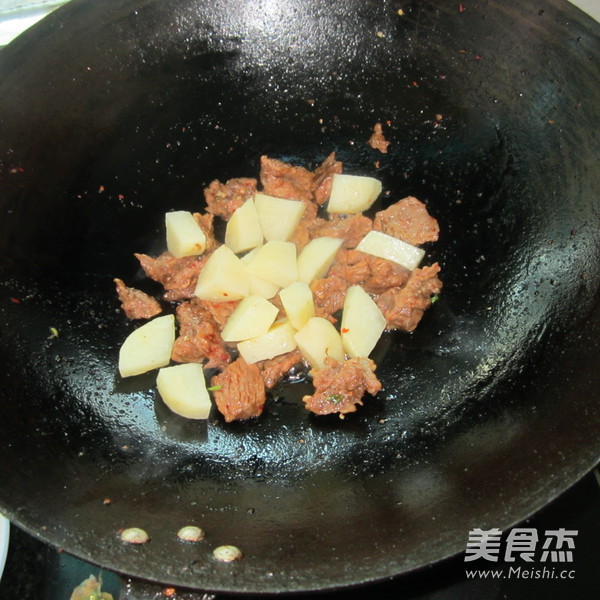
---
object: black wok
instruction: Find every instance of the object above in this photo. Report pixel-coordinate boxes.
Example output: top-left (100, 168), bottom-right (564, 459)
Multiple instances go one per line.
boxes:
top-left (0, 0), bottom-right (598, 594)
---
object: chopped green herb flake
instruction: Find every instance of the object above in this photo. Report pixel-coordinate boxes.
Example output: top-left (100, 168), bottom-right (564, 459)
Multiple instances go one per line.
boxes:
top-left (326, 394), bottom-right (344, 405)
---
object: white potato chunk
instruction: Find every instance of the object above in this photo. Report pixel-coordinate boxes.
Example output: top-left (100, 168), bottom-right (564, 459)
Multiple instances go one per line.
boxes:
top-left (240, 247), bottom-right (280, 299)
top-left (166, 211), bottom-right (207, 258)
top-left (356, 230), bottom-right (425, 270)
top-left (294, 317), bottom-right (345, 369)
top-left (245, 240), bottom-right (298, 288)
top-left (225, 198), bottom-right (263, 254)
top-left (327, 173), bottom-right (382, 214)
top-left (237, 319), bottom-right (298, 364)
top-left (247, 275), bottom-right (279, 299)
top-left (194, 245), bottom-right (250, 302)
top-left (341, 285), bottom-right (386, 358)
top-left (279, 281), bottom-right (315, 330)
top-left (119, 314), bottom-right (175, 377)
top-left (254, 193), bottom-right (306, 241)
top-left (296, 236), bottom-right (344, 284)
top-left (221, 295), bottom-right (279, 342)
top-left (156, 363), bottom-right (211, 419)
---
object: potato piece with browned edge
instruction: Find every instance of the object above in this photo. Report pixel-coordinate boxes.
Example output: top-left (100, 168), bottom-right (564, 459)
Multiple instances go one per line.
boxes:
top-left (225, 198), bottom-right (263, 254)
top-left (279, 281), bottom-right (315, 330)
top-left (341, 285), bottom-right (386, 358)
top-left (119, 314), bottom-right (175, 377)
top-left (327, 173), bottom-right (382, 214)
top-left (157, 363), bottom-right (211, 419)
top-left (356, 230), bottom-right (425, 271)
top-left (245, 240), bottom-right (298, 288)
top-left (294, 317), bottom-right (345, 369)
top-left (237, 319), bottom-right (298, 364)
top-left (254, 193), bottom-right (306, 241)
top-left (166, 211), bottom-right (207, 258)
top-left (297, 236), bottom-right (344, 284)
top-left (194, 245), bottom-right (250, 302)
top-left (221, 295), bottom-right (279, 342)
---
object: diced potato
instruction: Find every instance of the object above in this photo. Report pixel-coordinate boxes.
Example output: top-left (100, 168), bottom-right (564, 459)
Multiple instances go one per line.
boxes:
top-left (245, 240), bottom-right (298, 288)
top-left (341, 285), bottom-right (386, 358)
top-left (327, 173), bottom-right (382, 214)
top-left (237, 319), bottom-right (298, 364)
top-left (240, 247), bottom-right (280, 299)
top-left (294, 317), bottom-right (345, 369)
top-left (194, 245), bottom-right (250, 302)
top-left (254, 193), bottom-right (306, 241)
top-left (356, 230), bottom-right (425, 270)
top-left (248, 274), bottom-right (280, 299)
top-left (119, 314), bottom-right (175, 377)
top-left (156, 363), bottom-right (211, 419)
top-left (279, 281), bottom-right (315, 330)
top-left (296, 236), bottom-right (344, 283)
top-left (221, 295), bottom-right (279, 342)
top-left (166, 211), bottom-right (207, 258)
top-left (225, 198), bottom-right (263, 254)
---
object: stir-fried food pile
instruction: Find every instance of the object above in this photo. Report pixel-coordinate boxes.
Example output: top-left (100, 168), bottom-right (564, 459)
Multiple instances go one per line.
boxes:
top-left (115, 154), bottom-right (442, 422)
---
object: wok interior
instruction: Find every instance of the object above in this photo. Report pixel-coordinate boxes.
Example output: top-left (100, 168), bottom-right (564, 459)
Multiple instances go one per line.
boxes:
top-left (0, 0), bottom-right (598, 592)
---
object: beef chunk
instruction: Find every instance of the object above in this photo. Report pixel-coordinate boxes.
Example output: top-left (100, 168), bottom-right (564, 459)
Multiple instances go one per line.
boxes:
top-left (310, 275), bottom-right (349, 321)
top-left (311, 152), bottom-right (343, 205)
top-left (204, 177), bottom-right (257, 220)
top-left (367, 122), bottom-right (390, 154)
top-left (373, 196), bottom-right (439, 246)
top-left (211, 357), bottom-right (266, 422)
top-left (303, 357), bottom-right (381, 416)
top-left (260, 155), bottom-right (314, 203)
top-left (193, 212), bottom-right (218, 253)
top-left (289, 214), bottom-right (327, 252)
top-left (376, 263), bottom-right (442, 331)
top-left (257, 349), bottom-right (303, 389)
top-left (135, 252), bottom-right (205, 301)
top-left (362, 255), bottom-right (411, 295)
top-left (197, 299), bottom-right (240, 329)
top-left (315, 214), bottom-right (373, 249)
top-left (171, 298), bottom-right (230, 370)
top-left (330, 249), bottom-right (411, 295)
top-left (114, 278), bottom-right (162, 320)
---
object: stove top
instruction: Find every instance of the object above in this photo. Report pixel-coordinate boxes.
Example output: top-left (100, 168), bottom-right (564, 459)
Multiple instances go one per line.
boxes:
top-left (0, 469), bottom-right (597, 599)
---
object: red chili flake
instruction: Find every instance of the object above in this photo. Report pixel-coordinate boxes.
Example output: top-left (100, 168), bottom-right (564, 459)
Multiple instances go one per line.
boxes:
top-left (163, 588), bottom-right (176, 597)
top-left (411, 81), bottom-right (419, 87)
top-left (374, 161), bottom-right (380, 169)
top-left (458, 3), bottom-right (465, 13)
top-left (118, 194), bottom-right (125, 200)
top-left (9, 167), bottom-right (25, 174)
top-left (386, 120), bottom-right (392, 126)
top-left (223, 292), bottom-right (229, 297)
top-left (341, 328), bottom-right (350, 333)
top-left (103, 498), bottom-right (112, 505)
top-left (10, 297), bottom-right (21, 304)
top-left (439, 74), bottom-right (447, 80)
top-left (475, 54), bottom-right (482, 60)
top-left (98, 185), bottom-right (105, 192)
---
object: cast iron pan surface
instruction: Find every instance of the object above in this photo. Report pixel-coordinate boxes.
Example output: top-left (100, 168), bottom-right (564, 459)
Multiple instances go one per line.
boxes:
top-left (0, 0), bottom-right (598, 593)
